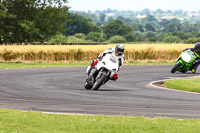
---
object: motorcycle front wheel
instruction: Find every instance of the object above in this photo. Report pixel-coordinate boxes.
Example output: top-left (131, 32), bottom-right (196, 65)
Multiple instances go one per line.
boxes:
top-left (92, 73), bottom-right (108, 90)
top-left (171, 62), bottom-right (182, 73)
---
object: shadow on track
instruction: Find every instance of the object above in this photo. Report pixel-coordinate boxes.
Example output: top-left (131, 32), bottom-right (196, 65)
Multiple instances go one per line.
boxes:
top-left (95, 89), bottom-right (130, 91)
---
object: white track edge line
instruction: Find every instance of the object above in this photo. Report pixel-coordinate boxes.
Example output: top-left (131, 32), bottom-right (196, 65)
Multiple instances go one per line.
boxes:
top-left (149, 75), bottom-right (200, 95)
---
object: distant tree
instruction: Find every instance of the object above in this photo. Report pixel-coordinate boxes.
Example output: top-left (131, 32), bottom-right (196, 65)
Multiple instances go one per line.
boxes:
top-left (78, 12), bottom-right (98, 23)
top-left (74, 33), bottom-right (85, 40)
top-left (141, 15), bottom-right (158, 25)
top-left (86, 32), bottom-right (106, 42)
top-left (145, 23), bottom-right (156, 31)
top-left (163, 35), bottom-right (181, 43)
top-left (194, 23), bottom-right (200, 33)
top-left (181, 23), bottom-right (195, 32)
top-left (124, 33), bottom-right (136, 42)
top-left (0, 1), bottom-right (16, 43)
top-left (107, 17), bottom-right (114, 22)
top-left (163, 21), bottom-right (181, 32)
top-left (143, 31), bottom-right (157, 39)
top-left (170, 31), bottom-right (189, 40)
top-left (146, 15), bottom-right (157, 22)
top-left (141, 8), bottom-right (151, 15)
top-left (99, 13), bottom-right (105, 25)
top-left (155, 9), bottom-right (164, 14)
top-left (148, 37), bottom-right (157, 42)
top-left (138, 24), bottom-right (145, 32)
top-left (159, 19), bottom-right (170, 27)
top-left (48, 33), bottom-right (68, 43)
top-left (0, 0), bottom-right (69, 43)
top-left (109, 35), bottom-right (126, 43)
top-left (134, 32), bottom-right (144, 42)
top-left (102, 19), bottom-right (133, 39)
top-left (64, 13), bottom-right (100, 36)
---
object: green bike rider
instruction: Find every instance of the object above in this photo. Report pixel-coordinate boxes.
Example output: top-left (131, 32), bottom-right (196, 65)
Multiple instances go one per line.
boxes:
top-left (183, 42), bottom-right (200, 73)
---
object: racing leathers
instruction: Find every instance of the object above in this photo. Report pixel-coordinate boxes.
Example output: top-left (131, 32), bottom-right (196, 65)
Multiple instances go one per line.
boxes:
top-left (90, 48), bottom-right (125, 80)
top-left (183, 48), bottom-right (200, 72)
top-left (97, 48), bottom-right (125, 69)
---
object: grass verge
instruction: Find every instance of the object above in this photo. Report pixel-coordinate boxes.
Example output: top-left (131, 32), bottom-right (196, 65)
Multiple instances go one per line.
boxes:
top-left (0, 61), bottom-right (174, 69)
top-left (163, 77), bottom-right (200, 93)
top-left (0, 62), bottom-right (89, 69)
top-left (0, 109), bottom-right (200, 133)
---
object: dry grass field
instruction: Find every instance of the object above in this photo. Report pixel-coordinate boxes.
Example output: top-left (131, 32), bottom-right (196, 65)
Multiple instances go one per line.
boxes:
top-left (0, 43), bottom-right (193, 62)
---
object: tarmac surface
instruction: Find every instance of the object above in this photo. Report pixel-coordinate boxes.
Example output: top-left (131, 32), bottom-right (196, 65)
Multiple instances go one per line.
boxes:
top-left (0, 65), bottom-right (200, 119)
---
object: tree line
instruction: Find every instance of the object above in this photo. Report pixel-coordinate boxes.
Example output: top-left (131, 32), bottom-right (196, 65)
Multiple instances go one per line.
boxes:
top-left (1, 0), bottom-right (200, 44)
top-left (0, 0), bottom-right (68, 44)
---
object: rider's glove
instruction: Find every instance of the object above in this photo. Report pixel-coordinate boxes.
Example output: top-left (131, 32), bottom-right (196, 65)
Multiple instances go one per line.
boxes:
top-left (97, 56), bottom-right (102, 61)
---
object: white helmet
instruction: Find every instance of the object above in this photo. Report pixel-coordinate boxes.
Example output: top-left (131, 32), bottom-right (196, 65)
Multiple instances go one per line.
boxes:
top-left (115, 44), bottom-right (124, 55)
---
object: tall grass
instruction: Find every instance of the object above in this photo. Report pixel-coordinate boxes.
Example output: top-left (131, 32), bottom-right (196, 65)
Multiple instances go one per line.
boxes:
top-left (0, 43), bottom-right (193, 62)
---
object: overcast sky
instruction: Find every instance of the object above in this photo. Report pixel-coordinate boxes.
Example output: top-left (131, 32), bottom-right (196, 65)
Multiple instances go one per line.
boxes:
top-left (68, 0), bottom-right (200, 12)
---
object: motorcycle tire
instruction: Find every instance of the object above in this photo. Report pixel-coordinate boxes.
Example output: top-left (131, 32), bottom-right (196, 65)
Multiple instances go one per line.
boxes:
top-left (171, 62), bottom-right (182, 73)
top-left (92, 74), bottom-right (107, 90)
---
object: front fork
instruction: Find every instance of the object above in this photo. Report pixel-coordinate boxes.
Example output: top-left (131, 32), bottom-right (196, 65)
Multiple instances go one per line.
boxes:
top-left (176, 59), bottom-right (184, 69)
top-left (96, 68), bottom-right (110, 85)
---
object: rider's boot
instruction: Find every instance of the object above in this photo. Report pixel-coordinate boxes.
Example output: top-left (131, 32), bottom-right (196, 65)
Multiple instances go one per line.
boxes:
top-left (111, 73), bottom-right (118, 81)
top-left (87, 60), bottom-right (99, 75)
top-left (191, 60), bottom-right (200, 73)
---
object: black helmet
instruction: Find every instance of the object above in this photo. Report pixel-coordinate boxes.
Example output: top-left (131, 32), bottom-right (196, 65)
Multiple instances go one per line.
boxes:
top-left (194, 42), bottom-right (200, 51)
top-left (115, 44), bottom-right (124, 56)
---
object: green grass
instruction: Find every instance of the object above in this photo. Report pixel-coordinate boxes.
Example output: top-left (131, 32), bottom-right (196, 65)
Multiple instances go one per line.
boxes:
top-left (0, 62), bottom-right (90, 69)
top-left (0, 62), bottom-right (174, 69)
top-left (0, 109), bottom-right (200, 133)
top-left (163, 77), bottom-right (200, 93)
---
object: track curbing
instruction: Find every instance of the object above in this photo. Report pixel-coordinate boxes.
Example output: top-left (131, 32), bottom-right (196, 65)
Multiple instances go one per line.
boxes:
top-left (149, 75), bottom-right (200, 95)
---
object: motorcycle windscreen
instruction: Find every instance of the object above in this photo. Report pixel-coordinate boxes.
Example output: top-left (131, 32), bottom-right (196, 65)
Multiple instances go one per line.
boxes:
top-left (181, 53), bottom-right (192, 63)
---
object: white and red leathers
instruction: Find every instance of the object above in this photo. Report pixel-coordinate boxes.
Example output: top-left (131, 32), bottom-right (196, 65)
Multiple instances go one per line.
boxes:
top-left (97, 48), bottom-right (125, 69)
top-left (90, 48), bottom-right (125, 80)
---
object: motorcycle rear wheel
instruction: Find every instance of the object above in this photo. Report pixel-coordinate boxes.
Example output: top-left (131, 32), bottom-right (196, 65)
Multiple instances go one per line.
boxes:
top-left (84, 78), bottom-right (93, 90)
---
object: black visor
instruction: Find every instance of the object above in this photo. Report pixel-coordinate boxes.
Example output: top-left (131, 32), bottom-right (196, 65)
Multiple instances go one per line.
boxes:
top-left (118, 48), bottom-right (124, 53)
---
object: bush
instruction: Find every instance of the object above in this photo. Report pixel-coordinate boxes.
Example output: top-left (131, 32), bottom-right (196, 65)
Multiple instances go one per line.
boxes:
top-left (124, 33), bottom-right (136, 42)
top-left (48, 33), bottom-right (68, 43)
top-left (86, 32), bottom-right (106, 42)
top-left (184, 38), bottom-right (200, 44)
top-left (109, 35), bottom-right (126, 43)
top-left (74, 33), bottom-right (85, 40)
top-left (163, 35), bottom-right (182, 43)
top-left (143, 31), bottom-right (157, 39)
top-left (134, 32), bottom-right (144, 42)
top-left (67, 36), bottom-right (91, 43)
top-left (148, 37), bottom-right (157, 42)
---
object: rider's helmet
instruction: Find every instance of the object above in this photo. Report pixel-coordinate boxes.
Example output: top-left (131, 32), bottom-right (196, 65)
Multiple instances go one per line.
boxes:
top-left (194, 42), bottom-right (200, 51)
top-left (115, 44), bottom-right (124, 56)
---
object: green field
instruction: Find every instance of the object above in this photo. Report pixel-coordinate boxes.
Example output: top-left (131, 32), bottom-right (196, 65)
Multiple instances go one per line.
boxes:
top-left (1, 109), bottom-right (200, 133)
top-left (163, 77), bottom-right (200, 93)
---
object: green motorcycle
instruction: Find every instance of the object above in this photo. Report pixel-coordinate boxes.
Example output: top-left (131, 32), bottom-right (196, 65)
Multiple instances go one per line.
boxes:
top-left (171, 49), bottom-right (200, 73)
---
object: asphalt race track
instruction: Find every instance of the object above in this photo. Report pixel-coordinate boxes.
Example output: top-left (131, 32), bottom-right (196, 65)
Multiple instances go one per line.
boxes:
top-left (0, 65), bottom-right (200, 119)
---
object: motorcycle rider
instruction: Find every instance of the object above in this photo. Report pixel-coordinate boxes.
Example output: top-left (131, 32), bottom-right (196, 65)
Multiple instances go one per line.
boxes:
top-left (89, 44), bottom-right (125, 80)
top-left (183, 42), bottom-right (200, 73)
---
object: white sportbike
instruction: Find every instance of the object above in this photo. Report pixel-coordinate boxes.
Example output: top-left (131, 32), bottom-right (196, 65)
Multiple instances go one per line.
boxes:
top-left (84, 54), bottom-right (119, 90)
